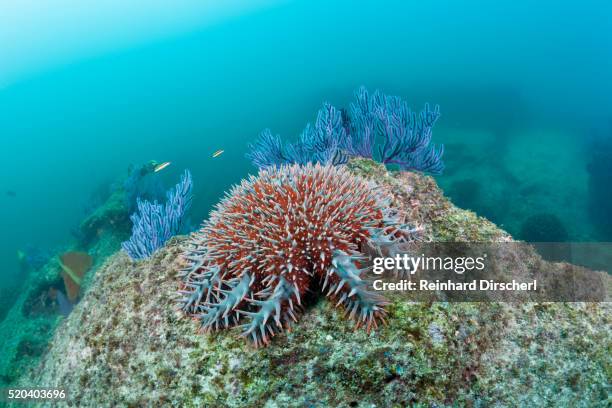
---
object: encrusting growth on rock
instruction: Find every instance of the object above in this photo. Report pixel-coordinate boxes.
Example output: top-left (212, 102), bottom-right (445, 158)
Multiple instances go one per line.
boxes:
top-left (178, 163), bottom-right (413, 346)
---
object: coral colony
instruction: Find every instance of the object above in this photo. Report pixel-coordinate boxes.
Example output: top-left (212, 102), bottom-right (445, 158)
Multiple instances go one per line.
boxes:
top-left (122, 170), bottom-right (193, 260)
top-left (178, 163), bottom-right (412, 347)
top-left (247, 87), bottom-right (444, 174)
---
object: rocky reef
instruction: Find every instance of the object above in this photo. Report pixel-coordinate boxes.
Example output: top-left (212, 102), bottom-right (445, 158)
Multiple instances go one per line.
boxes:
top-left (14, 160), bottom-right (611, 407)
top-left (0, 233), bottom-right (121, 387)
top-left (0, 164), bottom-right (148, 388)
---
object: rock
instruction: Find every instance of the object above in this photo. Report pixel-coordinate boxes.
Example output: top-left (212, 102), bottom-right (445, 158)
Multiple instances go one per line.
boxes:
top-left (15, 160), bottom-right (611, 407)
top-left (78, 190), bottom-right (130, 246)
top-left (0, 234), bottom-right (122, 388)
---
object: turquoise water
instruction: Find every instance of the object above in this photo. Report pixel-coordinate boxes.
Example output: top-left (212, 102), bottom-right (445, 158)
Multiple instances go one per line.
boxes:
top-left (1, 0), bottom-right (611, 293)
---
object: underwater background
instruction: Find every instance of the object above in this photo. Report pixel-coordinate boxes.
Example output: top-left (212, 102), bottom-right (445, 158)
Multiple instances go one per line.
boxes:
top-left (0, 0), bottom-right (611, 329)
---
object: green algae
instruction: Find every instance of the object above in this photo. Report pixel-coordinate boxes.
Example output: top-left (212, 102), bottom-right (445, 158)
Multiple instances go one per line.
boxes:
top-left (431, 209), bottom-right (505, 242)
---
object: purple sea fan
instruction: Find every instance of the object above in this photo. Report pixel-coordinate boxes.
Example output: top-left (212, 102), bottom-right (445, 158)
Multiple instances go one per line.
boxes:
top-left (295, 102), bottom-right (349, 165)
top-left (346, 87), bottom-right (444, 174)
top-left (247, 87), bottom-right (444, 174)
top-left (122, 170), bottom-right (193, 260)
top-left (247, 103), bottom-right (348, 168)
top-left (177, 163), bottom-right (412, 347)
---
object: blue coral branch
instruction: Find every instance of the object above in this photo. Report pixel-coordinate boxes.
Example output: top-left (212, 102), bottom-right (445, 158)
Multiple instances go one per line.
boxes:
top-left (246, 129), bottom-right (294, 168)
top-left (247, 103), bottom-right (348, 167)
top-left (247, 87), bottom-right (444, 174)
top-left (122, 170), bottom-right (193, 260)
top-left (300, 102), bottom-right (349, 165)
top-left (352, 88), bottom-right (443, 174)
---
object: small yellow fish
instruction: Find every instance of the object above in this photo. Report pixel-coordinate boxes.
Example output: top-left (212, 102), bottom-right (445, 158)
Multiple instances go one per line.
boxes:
top-left (212, 149), bottom-right (224, 158)
top-left (154, 161), bottom-right (171, 172)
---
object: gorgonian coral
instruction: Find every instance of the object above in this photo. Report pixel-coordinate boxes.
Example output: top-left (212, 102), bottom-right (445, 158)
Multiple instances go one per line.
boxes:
top-left (122, 170), bottom-right (193, 260)
top-left (247, 87), bottom-right (443, 174)
top-left (247, 103), bottom-right (349, 168)
top-left (178, 163), bottom-right (410, 347)
top-left (347, 87), bottom-right (443, 174)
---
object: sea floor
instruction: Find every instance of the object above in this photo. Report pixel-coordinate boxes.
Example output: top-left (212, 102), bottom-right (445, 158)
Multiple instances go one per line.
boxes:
top-left (438, 126), bottom-right (595, 242)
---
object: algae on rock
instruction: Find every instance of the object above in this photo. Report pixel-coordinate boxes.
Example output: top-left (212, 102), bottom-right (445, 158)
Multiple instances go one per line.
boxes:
top-left (14, 160), bottom-right (611, 407)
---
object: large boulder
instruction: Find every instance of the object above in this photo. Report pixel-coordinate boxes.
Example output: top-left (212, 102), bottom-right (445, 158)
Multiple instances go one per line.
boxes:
top-left (17, 160), bottom-right (611, 407)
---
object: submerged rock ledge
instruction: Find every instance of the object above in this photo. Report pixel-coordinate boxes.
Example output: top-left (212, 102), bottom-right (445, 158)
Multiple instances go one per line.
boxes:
top-left (18, 160), bottom-right (611, 407)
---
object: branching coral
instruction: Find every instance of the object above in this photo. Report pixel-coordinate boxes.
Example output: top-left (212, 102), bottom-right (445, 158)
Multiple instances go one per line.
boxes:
top-left (247, 103), bottom-right (348, 168)
top-left (122, 170), bottom-right (193, 260)
top-left (347, 87), bottom-right (443, 173)
top-left (178, 163), bottom-right (412, 347)
top-left (247, 87), bottom-right (443, 174)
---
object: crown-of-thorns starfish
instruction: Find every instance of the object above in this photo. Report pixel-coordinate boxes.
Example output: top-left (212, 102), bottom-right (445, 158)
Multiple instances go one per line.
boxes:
top-left (177, 163), bottom-right (411, 347)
